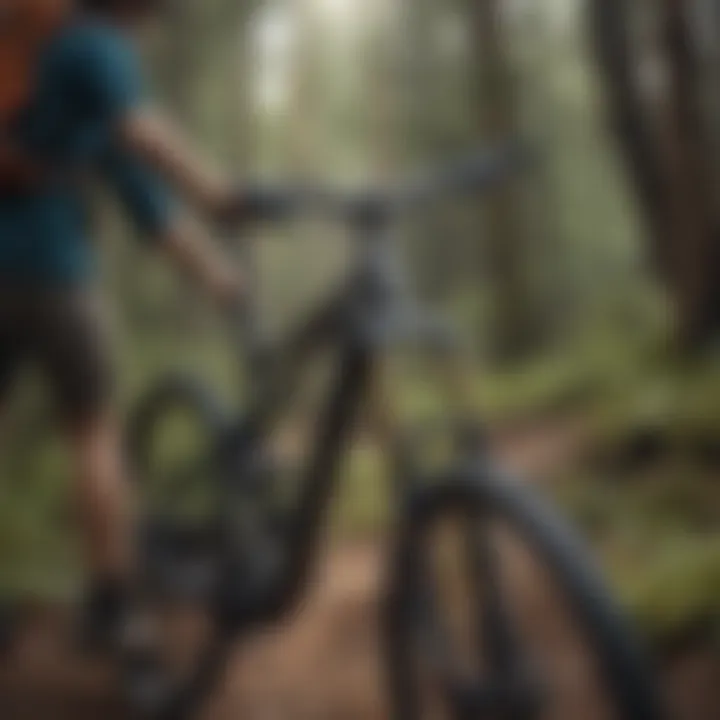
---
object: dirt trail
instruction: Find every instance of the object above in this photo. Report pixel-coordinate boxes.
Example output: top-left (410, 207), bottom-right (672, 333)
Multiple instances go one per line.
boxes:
top-left (0, 416), bottom-right (717, 719)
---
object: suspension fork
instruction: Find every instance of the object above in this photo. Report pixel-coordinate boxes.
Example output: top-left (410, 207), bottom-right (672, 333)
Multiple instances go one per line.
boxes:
top-left (366, 346), bottom-right (487, 498)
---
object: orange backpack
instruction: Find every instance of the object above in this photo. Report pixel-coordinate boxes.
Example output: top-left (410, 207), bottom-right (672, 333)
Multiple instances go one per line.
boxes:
top-left (0, 0), bottom-right (71, 188)
top-left (0, 0), bottom-right (72, 124)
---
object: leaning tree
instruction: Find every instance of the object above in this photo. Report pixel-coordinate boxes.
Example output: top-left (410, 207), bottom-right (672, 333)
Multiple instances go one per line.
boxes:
top-left (591, 0), bottom-right (720, 350)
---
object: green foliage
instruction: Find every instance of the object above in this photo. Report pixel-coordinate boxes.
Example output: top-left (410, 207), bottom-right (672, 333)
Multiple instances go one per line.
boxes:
top-left (332, 446), bottom-right (391, 537)
top-left (618, 536), bottom-right (720, 647)
top-left (0, 413), bottom-right (80, 599)
top-left (589, 353), bottom-right (720, 471)
top-left (556, 467), bottom-right (720, 648)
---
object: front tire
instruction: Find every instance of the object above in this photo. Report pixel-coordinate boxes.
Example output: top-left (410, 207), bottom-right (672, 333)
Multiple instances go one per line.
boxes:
top-left (385, 468), bottom-right (665, 720)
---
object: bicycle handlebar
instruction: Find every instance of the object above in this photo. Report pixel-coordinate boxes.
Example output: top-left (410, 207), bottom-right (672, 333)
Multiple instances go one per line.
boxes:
top-left (238, 141), bottom-right (532, 227)
top-left (223, 144), bottom-right (531, 356)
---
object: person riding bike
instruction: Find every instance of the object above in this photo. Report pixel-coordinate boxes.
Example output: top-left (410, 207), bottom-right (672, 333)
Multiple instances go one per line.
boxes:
top-left (0, 0), bottom-right (262, 653)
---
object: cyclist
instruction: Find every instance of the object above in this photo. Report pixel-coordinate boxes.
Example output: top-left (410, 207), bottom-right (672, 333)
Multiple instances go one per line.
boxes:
top-left (0, 0), bottom-right (259, 653)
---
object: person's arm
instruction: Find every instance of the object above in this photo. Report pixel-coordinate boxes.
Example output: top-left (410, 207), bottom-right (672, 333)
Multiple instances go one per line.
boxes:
top-left (103, 149), bottom-right (242, 307)
top-left (72, 26), bottom-right (250, 220)
top-left (158, 213), bottom-right (242, 305)
top-left (75, 25), bottom-right (289, 225)
top-left (118, 108), bottom-right (298, 224)
top-left (117, 107), bottom-right (235, 218)
top-left (63, 26), bottom-right (219, 213)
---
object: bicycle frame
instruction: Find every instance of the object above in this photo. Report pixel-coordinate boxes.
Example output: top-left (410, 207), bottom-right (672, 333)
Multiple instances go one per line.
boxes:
top-left (153, 144), bottom-right (528, 719)
top-left (216, 212), bottom-right (422, 628)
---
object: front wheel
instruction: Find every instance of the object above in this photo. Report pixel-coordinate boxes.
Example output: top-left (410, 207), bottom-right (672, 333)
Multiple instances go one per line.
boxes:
top-left (385, 468), bottom-right (666, 720)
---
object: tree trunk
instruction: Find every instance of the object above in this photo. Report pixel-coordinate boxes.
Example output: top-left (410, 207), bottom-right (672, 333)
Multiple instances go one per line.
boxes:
top-left (591, 0), bottom-right (720, 350)
top-left (288, 0), bottom-right (323, 176)
top-left (660, 0), bottom-right (720, 347)
top-left (401, 0), bottom-right (451, 297)
top-left (468, 0), bottom-right (537, 359)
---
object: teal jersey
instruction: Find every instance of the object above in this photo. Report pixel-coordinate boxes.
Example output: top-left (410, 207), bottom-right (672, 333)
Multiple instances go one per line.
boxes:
top-left (0, 20), bottom-right (174, 287)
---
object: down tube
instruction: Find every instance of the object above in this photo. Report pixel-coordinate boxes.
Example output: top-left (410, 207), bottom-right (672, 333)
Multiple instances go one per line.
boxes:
top-left (278, 343), bottom-right (373, 607)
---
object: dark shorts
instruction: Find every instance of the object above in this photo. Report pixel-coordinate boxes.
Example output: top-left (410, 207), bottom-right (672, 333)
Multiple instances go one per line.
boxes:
top-left (0, 289), bottom-right (114, 427)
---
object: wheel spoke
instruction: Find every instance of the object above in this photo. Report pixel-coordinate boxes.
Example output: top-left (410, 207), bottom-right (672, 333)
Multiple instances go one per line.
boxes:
top-left (466, 515), bottom-right (522, 677)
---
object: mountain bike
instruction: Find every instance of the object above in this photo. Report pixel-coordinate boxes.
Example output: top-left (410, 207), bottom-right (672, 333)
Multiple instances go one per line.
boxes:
top-left (127, 145), bottom-right (666, 720)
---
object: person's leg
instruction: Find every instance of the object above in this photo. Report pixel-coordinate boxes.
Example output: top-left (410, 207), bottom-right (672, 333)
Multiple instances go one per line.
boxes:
top-left (0, 301), bottom-right (23, 655)
top-left (0, 382), bottom-right (14, 656)
top-left (67, 407), bottom-right (133, 598)
top-left (37, 291), bottom-right (135, 645)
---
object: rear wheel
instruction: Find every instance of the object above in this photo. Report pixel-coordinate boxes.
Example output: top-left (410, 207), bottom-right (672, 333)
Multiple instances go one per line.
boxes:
top-left (385, 470), bottom-right (665, 720)
top-left (124, 377), bottom-right (231, 719)
top-left (125, 377), bottom-right (287, 719)
top-left (128, 375), bottom-right (228, 601)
